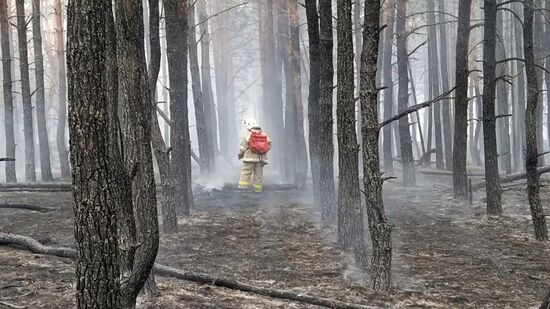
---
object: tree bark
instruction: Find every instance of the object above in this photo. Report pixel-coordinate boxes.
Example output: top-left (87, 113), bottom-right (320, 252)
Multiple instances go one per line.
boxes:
top-left (15, 0), bottom-right (36, 182)
top-left (318, 0), bottom-right (336, 222)
top-left (452, 0), bottom-right (473, 199)
top-left (360, 0), bottom-right (392, 293)
top-left (495, 6), bottom-right (512, 174)
top-left (396, 0), bottom-right (415, 186)
top-left (197, 0), bottom-right (218, 164)
top-left (54, 0), bottom-right (71, 180)
top-left (382, 0), bottom-right (396, 175)
top-left (523, 0), bottom-right (548, 241)
top-left (289, 0), bottom-right (308, 188)
top-left (165, 0), bottom-right (193, 215)
top-left (0, 0), bottom-right (16, 183)
top-left (305, 0), bottom-right (321, 211)
top-left (67, 1), bottom-right (127, 306)
top-left (32, 0), bottom-right (53, 181)
top-left (336, 0), bottom-right (367, 266)
top-left (426, 0), bottom-right (444, 170)
top-left (437, 0), bottom-right (453, 171)
top-left (513, 2), bottom-right (526, 171)
top-left (188, 0), bottom-right (211, 176)
top-left (534, 4), bottom-right (545, 166)
top-left (481, 0), bottom-right (503, 216)
top-left (148, 0), bottom-right (177, 233)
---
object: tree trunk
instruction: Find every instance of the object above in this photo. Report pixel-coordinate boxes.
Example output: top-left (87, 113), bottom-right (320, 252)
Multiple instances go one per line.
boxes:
top-left (482, 0), bottom-right (502, 216)
top-left (437, 0), bottom-right (453, 171)
top-left (545, 0), bottom-right (550, 168)
top-left (354, 1), bottom-right (362, 155)
top-left (197, 0), bottom-right (218, 163)
top-left (336, 0), bottom-right (367, 266)
top-left (15, 0), bottom-right (36, 182)
top-left (188, 0), bottom-right (211, 176)
top-left (67, 1), bottom-right (125, 306)
top-left (382, 0), bottom-right (396, 175)
top-left (452, 0), bottom-right (473, 199)
top-left (426, 0), bottom-right (443, 170)
top-left (114, 0), bottom-right (161, 303)
top-left (54, 0), bottom-right (70, 180)
top-left (534, 5), bottom-right (545, 166)
top-left (32, 0), bottom-right (53, 181)
top-left (318, 0), bottom-right (336, 222)
top-left (289, 0), bottom-right (308, 187)
top-left (148, 0), bottom-right (177, 234)
top-left (473, 82), bottom-right (483, 165)
top-left (0, 0), bottom-right (16, 183)
top-left (513, 2), bottom-right (526, 171)
top-left (360, 0), bottom-right (392, 293)
top-left (305, 0), bottom-right (322, 211)
top-left (495, 6), bottom-right (512, 174)
top-left (396, 0), bottom-right (415, 186)
top-left (165, 0), bottom-right (193, 215)
top-left (523, 0), bottom-right (548, 241)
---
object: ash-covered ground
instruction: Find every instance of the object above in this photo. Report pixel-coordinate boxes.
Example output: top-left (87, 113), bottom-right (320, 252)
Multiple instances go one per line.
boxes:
top-left (1, 173), bottom-right (549, 308)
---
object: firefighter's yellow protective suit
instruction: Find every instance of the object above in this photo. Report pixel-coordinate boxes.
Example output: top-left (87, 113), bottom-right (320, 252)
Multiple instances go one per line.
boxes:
top-left (237, 120), bottom-right (271, 192)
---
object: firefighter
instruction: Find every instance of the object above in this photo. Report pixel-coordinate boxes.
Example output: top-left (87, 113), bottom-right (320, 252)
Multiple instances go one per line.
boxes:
top-left (237, 118), bottom-right (271, 192)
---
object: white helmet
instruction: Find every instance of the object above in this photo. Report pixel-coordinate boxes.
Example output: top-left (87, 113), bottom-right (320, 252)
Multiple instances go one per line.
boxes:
top-left (243, 117), bottom-right (259, 130)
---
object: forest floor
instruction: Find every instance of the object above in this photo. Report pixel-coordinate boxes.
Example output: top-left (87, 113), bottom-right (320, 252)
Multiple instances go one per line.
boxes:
top-left (1, 172), bottom-right (550, 308)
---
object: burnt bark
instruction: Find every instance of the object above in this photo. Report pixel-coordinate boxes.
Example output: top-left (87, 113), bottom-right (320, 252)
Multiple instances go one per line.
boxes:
top-left (396, 0), bottom-right (415, 186)
top-left (523, 0), bottom-right (548, 241)
top-left (149, 0), bottom-right (177, 233)
top-left (336, 0), bottom-right (367, 265)
top-left (32, 0), bottom-right (53, 181)
top-left (165, 0), bottom-right (193, 215)
top-left (437, 0), bottom-right (453, 171)
top-left (426, 0), bottom-right (444, 170)
top-left (382, 0), bottom-right (396, 174)
top-left (452, 0), bottom-right (473, 199)
top-left (67, 0), bottom-right (125, 306)
top-left (289, 0), bottom-right (308, 187)
top-left (188, 0), bottom-right (212, 176)
top-left (197, 0), bottom-right (218, 163)
top-left (305, 0), bottom-right (321, 211)
top-left (318, 0), bottom-right (336, 222)
top-left (1, 0), bottom-right (16, 183)
top-left (482, 0), bottom-right (503, 216)
top-left (54, 0), bottom-right (71, 180)
top-left (496, 6), bottom-right (512, 174)
top-left (15, 0), bottom-right (36, 182)
top-left (360, 0), bottom-right (392, 293)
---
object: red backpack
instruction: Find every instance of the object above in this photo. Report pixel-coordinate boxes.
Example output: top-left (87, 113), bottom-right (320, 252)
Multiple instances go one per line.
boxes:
top-left (249, 131), bottom-right (270, 155)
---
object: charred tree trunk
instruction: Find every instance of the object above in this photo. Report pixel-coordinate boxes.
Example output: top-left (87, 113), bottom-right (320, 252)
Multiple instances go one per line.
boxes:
top-left (496, 7), bottom-right (512, 174)
top-left (32, 0), bottom-right (53, 181)
top-left (382, 0), bottom-right (396, 175)
top-left (453, 0), bottom-right (473, 199)
top-left (148, 0), bottom-right (177, 233)
top-left (481, 0), bottom-right (502, 216)
top-left (513, 3), bottom-right (526, 171)
top-left (188, 0), bottom-right (211, 176)
top-left (545, 0), bottom-right (550, 167)
top-left (67, 1), bottom-right (125, 306)
top-left (523, 0), bottom-right (548, 241)
top-left (426, 0), bottom-right (444, 170)
top-left (114, 0), bottom-right (161, 302)
top-left (396, 0), bottom-right (415, 186)
top-left (197, 0), bottom-right (218, 163)
top-left (438, 0), bottom-right (453, 171)
top-left (165, 0), bottom-right (193, 215)
top-left (318, 0), bottom-right (336, 222)
top-left (289, 0), bottom-right (308, 187)
top-left (15, 0), bottom-right (36, 182)
top-left (361, 0), bottom-right (392, 293)
top-left (1, 0), bottom-right (16, 183)
top-left (305, 0), bottom-right (322, 211)
top-left (54, 0), bottom-right (70, 180)
top-left (336, 0), bottom-right (367, 265)
top-left (534, 5), bottom-right (545, 166)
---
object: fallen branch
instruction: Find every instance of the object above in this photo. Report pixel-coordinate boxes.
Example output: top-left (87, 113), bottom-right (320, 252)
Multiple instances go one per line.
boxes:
top-left (0, 232), bottom-right (376, 309)
top-left (0, 183), bottom-right (71, 192)
top-left (0, 203), bottom-right (58, 213)
top-left (0, 158), bottom-right (16, 162)
top-left (472, 166), bottom-right (550, 190)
